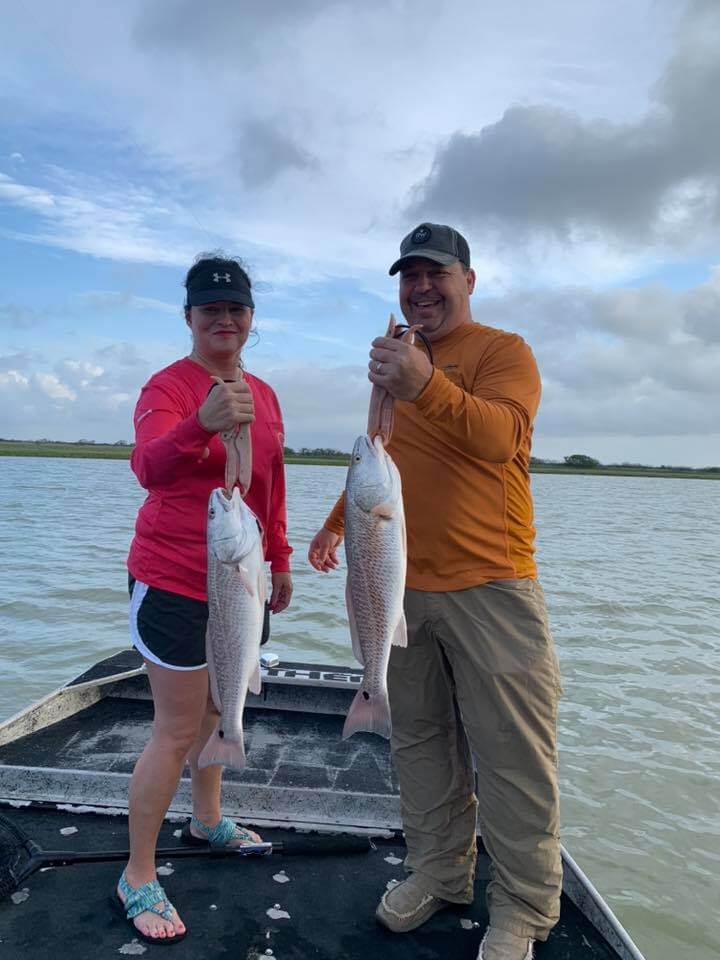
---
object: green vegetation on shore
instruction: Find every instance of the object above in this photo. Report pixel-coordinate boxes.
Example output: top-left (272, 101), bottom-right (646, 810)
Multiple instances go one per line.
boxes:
top-left (0, 439), bottom-right (134, 460)
top-left (1, 439), bottom-right (717, 479)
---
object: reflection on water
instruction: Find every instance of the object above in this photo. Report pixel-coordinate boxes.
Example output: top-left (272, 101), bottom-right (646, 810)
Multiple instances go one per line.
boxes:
top-left (0, 457), bottom-right (718, 960)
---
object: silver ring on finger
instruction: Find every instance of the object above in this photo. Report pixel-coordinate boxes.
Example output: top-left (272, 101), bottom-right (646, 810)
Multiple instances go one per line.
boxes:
top-left (375, 360), bottom-right (383, 374)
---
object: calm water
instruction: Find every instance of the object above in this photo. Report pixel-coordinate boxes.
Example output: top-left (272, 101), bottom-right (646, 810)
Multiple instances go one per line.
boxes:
top-left (0, 457), bottom-right (718, 960)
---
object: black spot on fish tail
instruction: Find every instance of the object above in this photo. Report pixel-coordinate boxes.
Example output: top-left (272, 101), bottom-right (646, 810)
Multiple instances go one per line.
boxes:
top-left (362, 691), bottom-right (370, 701)
top-left (219, 730), bottom-right (225, 738)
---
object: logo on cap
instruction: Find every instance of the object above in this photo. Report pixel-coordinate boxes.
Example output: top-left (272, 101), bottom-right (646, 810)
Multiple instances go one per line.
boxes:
top-left (213, 272), bottom-right (231, 283)
top-left (412, 226), bottom-right (431, 244)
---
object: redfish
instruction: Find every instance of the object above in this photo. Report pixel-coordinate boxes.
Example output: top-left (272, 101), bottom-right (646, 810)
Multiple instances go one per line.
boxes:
top-left (198, 486), bottom-right (266, 770)
top-left (342, 433), bottom-right (407, 739)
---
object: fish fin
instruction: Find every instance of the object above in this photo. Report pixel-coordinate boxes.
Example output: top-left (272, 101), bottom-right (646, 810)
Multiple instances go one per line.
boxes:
top-left (345, 579), bottom-right (365, 667)
top-left (391, 612), bottom-right (408, 647)
top-left (198, 726), bottom-right (246, 772)
top-left (249, 660), bottom-right (262, 696)
top-left (342, 688), bottom-right (392, 740)
top-left (236, 549), bottom-right (267, 599)
top-left (370, 500), bottom-right (395, 518)
top-left (236, 563), bottom-right (256, 595)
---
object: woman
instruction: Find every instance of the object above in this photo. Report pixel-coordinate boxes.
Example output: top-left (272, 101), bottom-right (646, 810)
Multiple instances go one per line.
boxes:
top-left (118, 253), bottom-right (293, 944)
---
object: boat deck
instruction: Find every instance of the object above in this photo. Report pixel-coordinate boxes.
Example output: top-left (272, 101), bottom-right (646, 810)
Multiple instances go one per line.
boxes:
top-left (0, 805), bottom-right (618, 960)
top-left (0, 652), bottom-right (640, 958)
top-left (0, 692), bottom-right (400, 830)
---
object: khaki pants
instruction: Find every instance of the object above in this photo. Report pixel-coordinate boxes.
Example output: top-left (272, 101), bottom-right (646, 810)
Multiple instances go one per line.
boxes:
top-left (387, 579), bottom-right (562, 940)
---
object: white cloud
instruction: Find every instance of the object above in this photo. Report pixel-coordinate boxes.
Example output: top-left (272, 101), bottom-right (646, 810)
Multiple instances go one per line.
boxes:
top-left (410, 2), bottom-right (720, 257)
top-left (0, 0), bottom-right (679, 286)
top-left (35, 373), bottom-right (76, 401)
top-left (257, 361), bottom-right (370, 451)
top-left (0, 370), bottom-right (29, 388)
top-left (0, 0), bottom-right (717, 467)
top-left (0, 171), bottom-right (202, 266)
top-left (57, 360), bottom-right (105, 387)
top-left (469, 270), bottom-right (720, 452)
top-left (76, 291), bottom-right (179, 314)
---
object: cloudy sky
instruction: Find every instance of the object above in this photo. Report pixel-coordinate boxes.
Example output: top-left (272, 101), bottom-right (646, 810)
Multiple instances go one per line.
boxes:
top-left (1, 0), bottom-right (718, 465)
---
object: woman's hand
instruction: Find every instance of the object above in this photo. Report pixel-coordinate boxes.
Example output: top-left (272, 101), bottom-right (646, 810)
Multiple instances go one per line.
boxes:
top-left (307, 527), bottom-right (343, 573)
top-left (198, 378), bottom-right (255, 433)
top-left (269, 572), bottom-right (293, 614)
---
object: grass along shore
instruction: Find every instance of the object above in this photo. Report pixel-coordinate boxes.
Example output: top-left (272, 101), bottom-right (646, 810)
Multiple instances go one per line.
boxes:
top-left (0, 440), bottom-right (347, 467)
top-left (1, 440), bottom-right (718, 479)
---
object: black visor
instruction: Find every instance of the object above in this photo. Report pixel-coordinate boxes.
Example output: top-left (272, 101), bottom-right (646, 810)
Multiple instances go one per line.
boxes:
top-left (186, 261), bottom-right (254, 308)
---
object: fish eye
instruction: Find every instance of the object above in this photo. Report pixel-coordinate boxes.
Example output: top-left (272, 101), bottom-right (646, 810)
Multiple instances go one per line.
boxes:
top-left (209, 506), bottom-right (215, 518)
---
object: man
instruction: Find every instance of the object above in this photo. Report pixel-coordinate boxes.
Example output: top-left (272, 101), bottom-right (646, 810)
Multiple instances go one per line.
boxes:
top-left (308, 223), bottom-right (562, 960)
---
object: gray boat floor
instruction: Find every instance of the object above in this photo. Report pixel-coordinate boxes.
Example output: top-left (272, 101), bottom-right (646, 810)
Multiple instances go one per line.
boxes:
top-left (0, 806), bottom-right (620, 960)
top-left (0, 658), bottom-right (621, 958)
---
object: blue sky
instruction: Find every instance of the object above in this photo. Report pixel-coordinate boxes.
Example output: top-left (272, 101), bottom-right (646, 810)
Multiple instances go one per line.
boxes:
top-left (1, 0), bottom-right (718, 465)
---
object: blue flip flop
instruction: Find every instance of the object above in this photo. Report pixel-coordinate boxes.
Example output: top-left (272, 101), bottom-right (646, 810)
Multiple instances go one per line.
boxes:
top-left (112, 870), bottom-right (187, 946)
top-left (180, 815), bottom-right (272, 855)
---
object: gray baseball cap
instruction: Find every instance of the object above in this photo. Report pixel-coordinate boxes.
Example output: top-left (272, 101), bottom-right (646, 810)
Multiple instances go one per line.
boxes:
top-left (389, 222), bottom-right (471, 276)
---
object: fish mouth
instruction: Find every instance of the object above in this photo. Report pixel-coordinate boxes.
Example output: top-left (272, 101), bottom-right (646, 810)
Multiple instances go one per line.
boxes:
top-left (210, 487), bottom-right (241, 510)
top-left (351, 434), bottom-right (383, 462)
top-left (348, 434), bottom-right (397, 513)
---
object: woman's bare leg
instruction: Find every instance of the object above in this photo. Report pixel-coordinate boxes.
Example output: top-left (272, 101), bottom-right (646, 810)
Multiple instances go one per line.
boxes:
top-left (119, 662), bottom-right (209, 941)
top-left (186, 699), bottom-right (262, 843)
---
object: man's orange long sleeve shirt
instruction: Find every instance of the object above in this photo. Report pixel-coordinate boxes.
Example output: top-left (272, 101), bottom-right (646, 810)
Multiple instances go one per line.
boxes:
top-left (324, 322), bottom-right (542, 592)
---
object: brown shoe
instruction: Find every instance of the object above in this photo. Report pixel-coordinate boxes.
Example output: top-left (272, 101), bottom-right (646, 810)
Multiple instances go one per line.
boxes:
top-left (375, 874), bottom-right (450, 933)
top-left (477, 927), bottom-right (535, 959)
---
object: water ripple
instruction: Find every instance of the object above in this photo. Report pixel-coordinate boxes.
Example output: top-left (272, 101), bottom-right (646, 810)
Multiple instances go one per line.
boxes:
top-left (0, 459), bottom-right (718, 960)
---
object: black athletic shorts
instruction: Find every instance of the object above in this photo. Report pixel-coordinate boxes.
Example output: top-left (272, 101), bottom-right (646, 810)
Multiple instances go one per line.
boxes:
top-left (128, 574), bottom-right (270, 670)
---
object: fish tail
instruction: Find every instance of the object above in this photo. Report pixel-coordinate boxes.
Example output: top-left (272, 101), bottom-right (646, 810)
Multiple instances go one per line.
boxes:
top-left (197, 727), bottom-right (247, 771)
top-left (342, 688), bottom-right (392, 740)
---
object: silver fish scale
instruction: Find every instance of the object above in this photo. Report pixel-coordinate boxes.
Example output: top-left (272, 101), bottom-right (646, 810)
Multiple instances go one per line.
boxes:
top-left (345, 480), bottom-right (406, 696)
top-left (206, 535), bottom-right (265, 741)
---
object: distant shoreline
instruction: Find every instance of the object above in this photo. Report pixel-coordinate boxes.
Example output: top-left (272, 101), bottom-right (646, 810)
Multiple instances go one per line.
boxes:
top-left (1, 440), bottom-right (717, 479)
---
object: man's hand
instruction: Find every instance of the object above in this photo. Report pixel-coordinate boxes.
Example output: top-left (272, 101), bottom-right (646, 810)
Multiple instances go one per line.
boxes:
top-left (198, 378), bottom-right (255, 433)
top-left (368, 335), bottom-right (433, 401)
top-left (269, 572), bottom-right (293, 614)
top-left (308, 527), bottom-right (343, 573)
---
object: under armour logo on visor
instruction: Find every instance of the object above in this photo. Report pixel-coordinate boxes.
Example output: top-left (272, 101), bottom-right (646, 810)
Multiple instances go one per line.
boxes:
top-left (213, 272), bottom-right (231, 283)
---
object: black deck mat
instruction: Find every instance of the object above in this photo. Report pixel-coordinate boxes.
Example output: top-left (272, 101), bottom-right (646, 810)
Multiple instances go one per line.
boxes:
top-left (0, 807), bottom-right (620, 960)
top-left (0, 698), bottom-right (399, 794)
